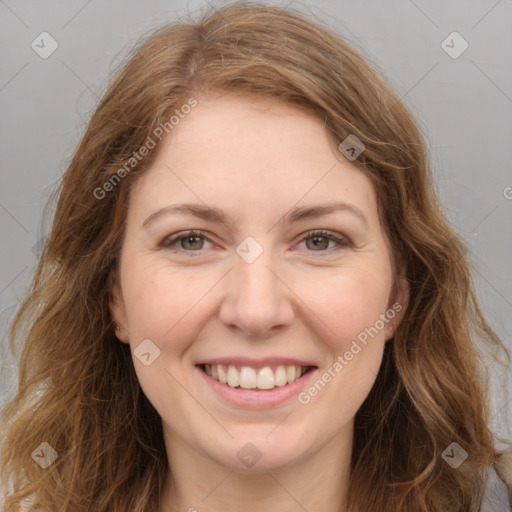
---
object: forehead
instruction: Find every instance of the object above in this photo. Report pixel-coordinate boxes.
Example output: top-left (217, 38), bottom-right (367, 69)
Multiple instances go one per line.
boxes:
top-left (167, 93), bottom-right (336, 161)
top-left (128, 94), bottom-right (379, 229)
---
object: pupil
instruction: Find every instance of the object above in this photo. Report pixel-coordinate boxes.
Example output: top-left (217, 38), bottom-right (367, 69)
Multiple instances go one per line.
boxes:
top-left (182, 235), bottom-right (329, 251)
top-left (309, 236), bottom-right (327, 250)
top-left (185, 236), bottom-right (201, 249)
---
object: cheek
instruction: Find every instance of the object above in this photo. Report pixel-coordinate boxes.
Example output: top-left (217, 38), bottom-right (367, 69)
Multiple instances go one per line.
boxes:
top-left (119, 259), bottom-right (211, 417)
top-left (293, 264), bottom-right (393, 418)
top-left (295, 261), bottom-right (393, 350)
top-left (121, 256), bottom-right (207, 338)
top-left (122, 251), bottom-right (393, 351)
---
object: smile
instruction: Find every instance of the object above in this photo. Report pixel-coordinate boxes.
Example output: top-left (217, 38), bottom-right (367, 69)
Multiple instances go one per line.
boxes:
top-left (200, 363), bottom-right (314, 391)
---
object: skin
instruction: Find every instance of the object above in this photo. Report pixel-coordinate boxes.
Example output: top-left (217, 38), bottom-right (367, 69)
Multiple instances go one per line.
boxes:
top-left (110, 93), bottom-right (409, 512)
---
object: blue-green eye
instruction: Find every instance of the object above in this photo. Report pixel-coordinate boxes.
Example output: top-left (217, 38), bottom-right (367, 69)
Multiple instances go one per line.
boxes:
top-left (160, 230), bottom-right (211, 251)
top-left (298, 230), bottom-right (350, 251)
top-left (160, 229), bottom-right (350, 255)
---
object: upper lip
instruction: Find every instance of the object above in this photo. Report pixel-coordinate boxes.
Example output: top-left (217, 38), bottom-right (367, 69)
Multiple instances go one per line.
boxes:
top-left (195, 357), bottom-right (318, 368)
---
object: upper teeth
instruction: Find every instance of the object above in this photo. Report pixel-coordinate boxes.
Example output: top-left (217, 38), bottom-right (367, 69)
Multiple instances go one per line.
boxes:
top-left (204, 364), bottom-right (307, 390)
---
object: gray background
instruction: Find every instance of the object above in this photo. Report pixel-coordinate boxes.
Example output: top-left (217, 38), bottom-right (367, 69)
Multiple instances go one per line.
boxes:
top-left (1, 0), bottom-right (511, 440)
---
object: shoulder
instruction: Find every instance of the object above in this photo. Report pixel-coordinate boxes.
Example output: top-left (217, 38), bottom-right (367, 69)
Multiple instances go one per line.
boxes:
top-left (480, 459), bottom-right (512, 511)
top-left (494, 448), bottom-right (512, 491)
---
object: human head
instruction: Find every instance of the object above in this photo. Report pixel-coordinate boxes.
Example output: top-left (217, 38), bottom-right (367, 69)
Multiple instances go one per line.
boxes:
top-left (109, 89), bottom-right (409, 478)
top-left (1, 4), bottom-right (507, 511)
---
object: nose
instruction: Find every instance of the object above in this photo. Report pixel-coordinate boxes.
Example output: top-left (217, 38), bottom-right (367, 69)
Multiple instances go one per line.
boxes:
top-left (218, 239), bottom-right (295, 337)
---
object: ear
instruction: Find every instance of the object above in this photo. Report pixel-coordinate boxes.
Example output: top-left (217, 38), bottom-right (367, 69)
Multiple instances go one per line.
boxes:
top-left (109, 277), bottom-right (130, 344)
top-left (385, 273), bottom-right (409, 341)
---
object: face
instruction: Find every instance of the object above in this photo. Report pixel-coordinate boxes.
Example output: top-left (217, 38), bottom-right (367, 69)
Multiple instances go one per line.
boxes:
top-left (110, 94), bottom-right (408, 473)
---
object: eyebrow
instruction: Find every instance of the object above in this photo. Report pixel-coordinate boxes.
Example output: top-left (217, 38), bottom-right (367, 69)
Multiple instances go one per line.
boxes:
top-left (142, 201), bottom-right (369, 230)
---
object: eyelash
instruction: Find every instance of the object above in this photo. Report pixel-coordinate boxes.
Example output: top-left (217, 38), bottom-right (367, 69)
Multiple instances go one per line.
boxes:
top-left (159, 229), bottom-right (350, 256)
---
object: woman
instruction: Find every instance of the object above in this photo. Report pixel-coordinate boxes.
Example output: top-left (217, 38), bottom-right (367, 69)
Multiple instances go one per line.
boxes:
top-left (1, 3), bottom-right (511, 511)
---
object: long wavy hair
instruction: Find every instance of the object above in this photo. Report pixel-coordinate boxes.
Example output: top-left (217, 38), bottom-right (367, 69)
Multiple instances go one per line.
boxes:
top-left (1, 3), bottom-right (510, 511)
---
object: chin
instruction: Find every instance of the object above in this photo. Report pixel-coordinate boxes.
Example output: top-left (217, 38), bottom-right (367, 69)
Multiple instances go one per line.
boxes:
top-left (200, 430), bottom-right (314, 472)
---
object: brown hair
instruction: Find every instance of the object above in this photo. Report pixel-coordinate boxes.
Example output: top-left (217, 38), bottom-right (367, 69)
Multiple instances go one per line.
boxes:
top-left (1, 3), bottom-right (510, 511)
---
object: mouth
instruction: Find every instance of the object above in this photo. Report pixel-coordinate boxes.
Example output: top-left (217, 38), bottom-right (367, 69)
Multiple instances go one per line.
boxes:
top-left (196, 363), bottom-right (316, 391)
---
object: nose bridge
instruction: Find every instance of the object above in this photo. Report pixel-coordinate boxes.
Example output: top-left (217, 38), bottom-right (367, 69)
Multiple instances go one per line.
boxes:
top-left (219, 235), bottom-right (294, 334)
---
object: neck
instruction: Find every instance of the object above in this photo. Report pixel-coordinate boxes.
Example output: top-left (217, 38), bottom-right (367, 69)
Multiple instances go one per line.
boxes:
top-left (159, 424), bottom-right (353, 512)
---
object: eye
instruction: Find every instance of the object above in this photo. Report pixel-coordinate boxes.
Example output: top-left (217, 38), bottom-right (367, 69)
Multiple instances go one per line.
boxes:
top-left (159, 229), bottom-right (350, 255)
top-left (296, 230), bottom-right (350, 252)
top-left (159, 230), bottom-right (213, 253)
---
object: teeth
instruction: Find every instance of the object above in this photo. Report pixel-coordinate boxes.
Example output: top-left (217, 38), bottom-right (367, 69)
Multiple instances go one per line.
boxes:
top-left (203, 364), bottom-right (308, 390)
top-left (239, 367), bottom-right (257, 389)
top-left (286, 365), bottom-right (297, 383)
top-left (218, 365), bottom-right (228, 384)
top-left (257, 367), bottom-right (274, 389)
top-left (274, 365), bottom-right (287, 387)
top-left (227, 365), bottom-right (239, 387)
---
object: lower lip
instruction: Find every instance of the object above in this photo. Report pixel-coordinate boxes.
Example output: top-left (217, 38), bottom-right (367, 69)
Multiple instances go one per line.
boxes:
top-left (196, 365), bottom-right (317, 408)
